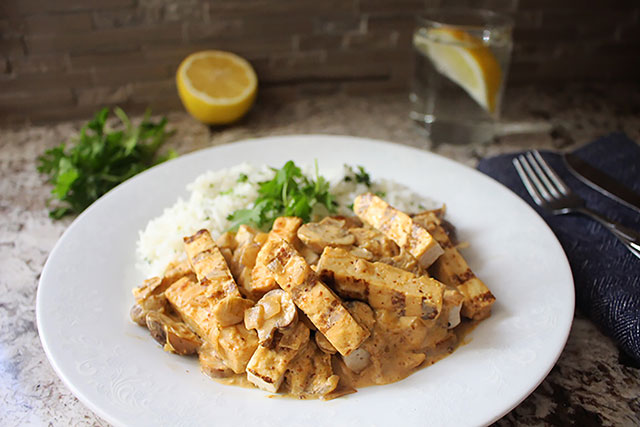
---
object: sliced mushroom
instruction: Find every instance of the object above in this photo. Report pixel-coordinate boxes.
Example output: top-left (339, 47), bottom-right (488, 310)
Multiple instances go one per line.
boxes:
top-left (444, 289), bottom-right (464, 329)
top-left (342, 347), bottom-right (371, 373)
top-left (278, 321), bottom-right (310, 351)
top-left (145, 311), bottom-right (201, 355)
top-left (212, 295), bottom-right (254, 327)
top-left (243, 289), bottom-right (298, 346)
top-left (297, 218), bottom-right (355, 254)
top-left (349, 226), bottom-right (399, 258)
top-left (348, 246), bottom-right (375, 261)
top-left (166, 323), bottom-right (202, 355)
top-left (130, 293), bottom-right (168, 326)
top-left (130, 304), bottom-right (147, 326)
top-left (146, 311), bottom-right (167, 345)
top-left (378, 249), bottom-right (425, 276)
top-left (447, 303), bottom-right (462, 329)
top-left (314, 332), bottom-right (337, 354)
top-left (330, 215), bottom-right (363, 229)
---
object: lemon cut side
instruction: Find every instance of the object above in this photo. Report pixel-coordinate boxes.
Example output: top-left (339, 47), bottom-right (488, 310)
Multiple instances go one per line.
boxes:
top-left (177, 50), bottom-right (258, 124)
top-left (414, 28), bottom-right (502, 114)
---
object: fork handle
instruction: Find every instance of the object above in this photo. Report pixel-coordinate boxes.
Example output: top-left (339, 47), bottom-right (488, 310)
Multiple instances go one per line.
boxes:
top-left (576, 207), bottom-right (640, 257)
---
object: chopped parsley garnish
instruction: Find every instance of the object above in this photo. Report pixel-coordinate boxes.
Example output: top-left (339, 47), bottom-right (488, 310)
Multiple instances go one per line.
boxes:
top-left (237, 173), bottom-right (248, 183)
top-left (226, 160), bottom-right (337, 231)
top-left (37, 107), bottom-right (175, 219)
top-left (343, 165), bottom-right (371, 187)
top-left (355, 166), bottom-right (371, 186)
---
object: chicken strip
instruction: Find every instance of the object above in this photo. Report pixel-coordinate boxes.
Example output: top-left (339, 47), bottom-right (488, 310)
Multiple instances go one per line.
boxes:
top-left (413, 212), bottom-right (495, 320)
top-left (256, 235), bottom-right (370, 356)
top-left (246, 322), bottom-right (310, 393)
top-left (183, 229), bottom-right (242, 300)
top-left (317, 247), bottom-right (444, 319)
top-left (353, 193), bottom-right (444, 268)
top-left (165, 276), bottom-right (258, 373)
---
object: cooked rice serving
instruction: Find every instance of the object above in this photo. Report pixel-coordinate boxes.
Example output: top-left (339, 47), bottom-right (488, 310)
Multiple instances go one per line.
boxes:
top-left (136, 163), bottom-right (436, 277)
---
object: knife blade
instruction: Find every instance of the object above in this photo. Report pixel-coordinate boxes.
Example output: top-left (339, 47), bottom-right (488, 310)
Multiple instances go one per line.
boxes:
top-left (563, 152), bottom-right (640, 215)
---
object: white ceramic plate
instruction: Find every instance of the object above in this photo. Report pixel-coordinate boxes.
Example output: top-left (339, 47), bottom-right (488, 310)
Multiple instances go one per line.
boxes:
top-left (37, 135), bottom-right (574, 427)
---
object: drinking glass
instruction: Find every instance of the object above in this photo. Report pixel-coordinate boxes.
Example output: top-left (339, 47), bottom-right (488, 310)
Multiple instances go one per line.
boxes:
top-left (410, 9), bottom-right (514, 145)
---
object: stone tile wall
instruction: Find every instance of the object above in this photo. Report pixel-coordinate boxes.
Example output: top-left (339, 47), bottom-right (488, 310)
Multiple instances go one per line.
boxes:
top-left (1, 0), bottom-right (638, 123)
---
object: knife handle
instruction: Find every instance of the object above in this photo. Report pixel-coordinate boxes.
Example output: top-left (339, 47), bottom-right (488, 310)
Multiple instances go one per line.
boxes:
top-left (577, 207), bottom-right (640, 258)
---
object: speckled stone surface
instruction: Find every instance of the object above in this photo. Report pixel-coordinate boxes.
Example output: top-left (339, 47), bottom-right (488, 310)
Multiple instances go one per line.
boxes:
top-left (1, 84), bottom-right (639, 426)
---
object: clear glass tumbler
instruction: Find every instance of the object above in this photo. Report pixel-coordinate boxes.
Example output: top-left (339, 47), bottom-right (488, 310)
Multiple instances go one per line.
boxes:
top-left (410, 9), bottom-right (514, 145)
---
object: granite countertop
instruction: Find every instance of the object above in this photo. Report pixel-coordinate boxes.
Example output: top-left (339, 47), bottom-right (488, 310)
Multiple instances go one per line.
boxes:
top-left (1, 83), bottom-right (639, 426)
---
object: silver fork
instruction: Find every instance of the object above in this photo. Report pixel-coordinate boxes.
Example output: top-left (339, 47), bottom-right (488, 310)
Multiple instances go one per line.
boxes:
top-left (513, 150), bottom-right (640, 259)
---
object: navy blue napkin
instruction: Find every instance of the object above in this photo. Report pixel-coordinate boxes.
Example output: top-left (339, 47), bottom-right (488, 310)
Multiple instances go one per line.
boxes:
top-left (477, 133), bottom-right (640, 363)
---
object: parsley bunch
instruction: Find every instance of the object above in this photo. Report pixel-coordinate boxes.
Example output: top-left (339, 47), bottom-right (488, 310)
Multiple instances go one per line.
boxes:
top-left (227, 160), bottom-right (337, 231)
top-left (37, 107), bottom-right (175, 219)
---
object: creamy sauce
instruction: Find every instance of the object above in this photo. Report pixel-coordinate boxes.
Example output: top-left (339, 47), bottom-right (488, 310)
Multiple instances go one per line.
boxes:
top-left (210, 311), bottom-right (480, 400)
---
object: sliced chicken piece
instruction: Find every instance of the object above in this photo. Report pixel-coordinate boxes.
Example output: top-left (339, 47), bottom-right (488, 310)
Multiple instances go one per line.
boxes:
top-left (413, 212), bottom-right (495, 320)
top-left (246, 322), bottom-right (310, 393)
top-left (317, 247), bottom-right (444, 320)
top-left (284, 341), bottom-right (340, 398)
top-left (353, 193), bottom-right (444, 268)
top-left (244, 216), bottom-right (307, 298)
top-left (297, 217), bottom-right (355, 254)
top-left (344, 300), bottom-right (376, 332)
top-left (216, 231), bottom-right (238, 251)
top-left (165, 276), bottom-right (258, 374)
top-left (248, 264), bottom-right (280, 298)
top-left (130, 260), bottom-right (196, 326)
top-left (183, 228), bottom-right (258, 327)
top-left (183, 229), bottom-right (242, 300)
top-left (256, 235), bottom-right (370, 356)
top-left (271, 216), bottom-right (303, 244)
top-left (160, 259), bottom-right (197, 289)
top-left (227, 225), bottom-right (263, 297)
top-left (131, 259), bottom-right (196, 319)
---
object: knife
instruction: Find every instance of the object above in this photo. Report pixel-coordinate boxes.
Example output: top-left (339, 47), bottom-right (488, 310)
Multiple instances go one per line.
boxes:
top-left (563, 152), bottom-right (640, 215)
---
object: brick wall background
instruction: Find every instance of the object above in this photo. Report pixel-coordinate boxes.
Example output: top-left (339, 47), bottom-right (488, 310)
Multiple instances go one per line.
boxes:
top-left (1, 0), bottom-right (639, 124)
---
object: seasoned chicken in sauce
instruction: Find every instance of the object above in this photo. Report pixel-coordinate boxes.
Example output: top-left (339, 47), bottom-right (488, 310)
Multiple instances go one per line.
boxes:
top-left (130, 195), bottom-right (495, 400)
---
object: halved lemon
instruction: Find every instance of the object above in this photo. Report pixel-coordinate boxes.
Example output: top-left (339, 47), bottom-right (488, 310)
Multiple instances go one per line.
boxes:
top-left (176, 50), bottom-right (258, 124)
top-left (414, 28), bottom-right (502, 114)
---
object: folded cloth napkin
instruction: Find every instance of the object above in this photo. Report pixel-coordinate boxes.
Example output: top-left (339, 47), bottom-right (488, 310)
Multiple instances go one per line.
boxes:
top-left (477, 132), bottom-right (640, 363)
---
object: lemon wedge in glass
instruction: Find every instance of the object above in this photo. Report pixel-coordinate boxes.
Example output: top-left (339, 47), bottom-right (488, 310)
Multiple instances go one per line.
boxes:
top-left (414, 28), bottom-right (502, 114)
top-left (176, 50), bottom-right (257, 125)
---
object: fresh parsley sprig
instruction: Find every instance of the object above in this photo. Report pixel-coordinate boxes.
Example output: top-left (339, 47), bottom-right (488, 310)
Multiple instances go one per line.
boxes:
top-left (37, 107), bottom-right (176, 219)
top-left (226, 160), bottom-right (337, 231)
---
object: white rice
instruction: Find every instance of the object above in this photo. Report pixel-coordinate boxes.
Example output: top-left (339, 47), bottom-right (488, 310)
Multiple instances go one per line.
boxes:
top-left (136, 163), bottom-right (437, 277)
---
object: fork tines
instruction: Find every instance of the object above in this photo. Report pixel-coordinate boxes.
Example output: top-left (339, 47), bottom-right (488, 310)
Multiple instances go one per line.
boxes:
top-left (513, 150), bottom-right (571, 206)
